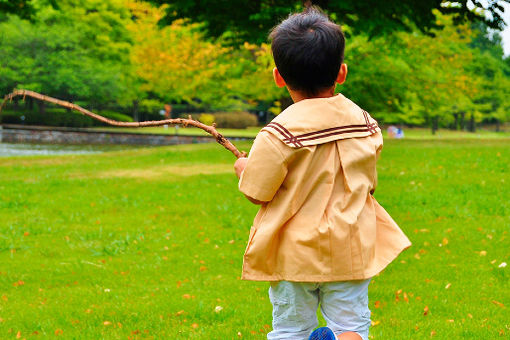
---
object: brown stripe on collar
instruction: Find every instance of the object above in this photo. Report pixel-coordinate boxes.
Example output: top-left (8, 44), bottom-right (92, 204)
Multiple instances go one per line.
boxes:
top-left (266, 122), bottom-right (303, 148)
top-left (282, 123), bottom-right (377, 142)
top-left (265, 110), bottom-right (379, 148)
top-left (297, 126), bottom-right (377, 142)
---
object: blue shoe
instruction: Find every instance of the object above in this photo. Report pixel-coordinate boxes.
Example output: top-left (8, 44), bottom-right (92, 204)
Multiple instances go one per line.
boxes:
top-left (309, 327), bottom-right (336, 340)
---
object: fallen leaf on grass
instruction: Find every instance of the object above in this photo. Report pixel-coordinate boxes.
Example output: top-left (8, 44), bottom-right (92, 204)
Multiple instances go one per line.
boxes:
top-left (479, 250), bottom-right (487, 256)
top-left (491, 300), bottom-right (505, 308)
top-left (430, 330), bottom-right (436, 337)
top-left (103, 321), bottom-right (112, 326)
top-left (214, 306), bottom-right (223, 313)
top-left (371, 320), bottom-right (381, 326)
top-left (424, 306), bottom-right (430, 316)
top-left (445, 283), bottom-right (451, 289)
top-left (499, 262), bottom-right (507, 268)
top-left (191, 323), bottom-right (199, 329)
top-left (54, 329), bottom-right (63, 336)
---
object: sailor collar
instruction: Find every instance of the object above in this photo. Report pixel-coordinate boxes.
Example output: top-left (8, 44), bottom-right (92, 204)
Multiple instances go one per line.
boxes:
top-left (262, 93), bottom-right (380, 148)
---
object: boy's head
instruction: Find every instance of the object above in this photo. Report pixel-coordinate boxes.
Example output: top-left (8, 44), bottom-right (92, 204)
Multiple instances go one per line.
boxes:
top-left (269, 7), bottom-right (346, 97)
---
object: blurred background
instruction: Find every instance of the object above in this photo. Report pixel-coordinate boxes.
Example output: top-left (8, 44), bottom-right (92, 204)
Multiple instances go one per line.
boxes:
top-left (1, 0), bottom-right (509, 134)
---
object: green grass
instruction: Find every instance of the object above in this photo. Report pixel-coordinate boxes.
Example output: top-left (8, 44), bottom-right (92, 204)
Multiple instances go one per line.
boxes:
top-left (93, 125), bottom-right (510, 141)
top-left (0, 138), bottom-right (509, 339)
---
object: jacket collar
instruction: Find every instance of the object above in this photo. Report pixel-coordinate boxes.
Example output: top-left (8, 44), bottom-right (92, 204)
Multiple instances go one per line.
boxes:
top-left (262, 94), bottom-right (380, 148)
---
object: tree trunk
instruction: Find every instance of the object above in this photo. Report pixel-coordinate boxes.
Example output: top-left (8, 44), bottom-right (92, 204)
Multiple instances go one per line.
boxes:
top-left (460, 112), bottom-right (465, 130)
top-left (132, 100), bottom-right (139, 122)
top-left (495, 119), bottom-right (500, 132)
top-left (453, 113), bottom-right (459, 130)
top-left (37, 100), bottom-right (45, 115)
top-left (431, 116), bottom-right (439, 135)
top-left (25, 97), bottom-right (34, 111)
top-left (468, 113), bottom-right (475, 132)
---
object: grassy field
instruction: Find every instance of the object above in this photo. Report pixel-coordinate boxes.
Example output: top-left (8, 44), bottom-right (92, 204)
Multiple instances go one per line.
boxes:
top-left (0, 137), bottom-right (509, 339)
top-left (95, 126), bottom-right (510, 140)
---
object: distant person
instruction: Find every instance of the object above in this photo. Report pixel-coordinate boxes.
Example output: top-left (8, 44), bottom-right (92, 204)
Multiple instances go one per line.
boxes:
top-left (234, 7), bottom-right (411, 340)
top-left (164, 104), bottom-right (172, 119)
top-left (387, 125), bottom-right (404, 139)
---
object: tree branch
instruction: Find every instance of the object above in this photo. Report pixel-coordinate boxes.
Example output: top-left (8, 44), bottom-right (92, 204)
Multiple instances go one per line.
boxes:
top-left (1, 89), bottom-right (247, 158)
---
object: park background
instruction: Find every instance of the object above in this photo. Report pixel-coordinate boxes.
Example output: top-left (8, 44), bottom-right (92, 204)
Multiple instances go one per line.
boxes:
top-left (0, 0), bottom-right (509, 339)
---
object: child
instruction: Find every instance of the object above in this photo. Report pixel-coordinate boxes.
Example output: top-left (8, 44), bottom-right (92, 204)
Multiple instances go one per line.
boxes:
top-left (234, 7), bottom-right (411, 340)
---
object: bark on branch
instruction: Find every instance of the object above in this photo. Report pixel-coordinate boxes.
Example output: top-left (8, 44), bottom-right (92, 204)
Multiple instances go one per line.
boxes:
top-left (1, 89), bottom-right (247, 158)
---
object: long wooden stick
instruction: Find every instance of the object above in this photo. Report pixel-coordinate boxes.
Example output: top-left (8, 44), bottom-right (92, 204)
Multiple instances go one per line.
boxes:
top-left (0, 89), bottom-right (247, 158)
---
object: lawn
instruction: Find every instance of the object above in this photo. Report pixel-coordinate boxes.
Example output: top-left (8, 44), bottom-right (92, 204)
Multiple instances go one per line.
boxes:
top-left (94, 125), bottom-right (510, 140)
top-left (0, 137), bottom-right (508, 339)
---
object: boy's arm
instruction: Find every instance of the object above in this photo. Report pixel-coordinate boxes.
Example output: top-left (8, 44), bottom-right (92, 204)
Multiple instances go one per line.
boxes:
top-left (234, 131), bottom-right (288, 205)
top-left (234, 157), bottom-right (264, 205)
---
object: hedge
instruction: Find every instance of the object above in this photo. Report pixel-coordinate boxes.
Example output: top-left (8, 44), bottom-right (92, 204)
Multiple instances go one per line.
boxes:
top-left (184, 112), bottom-right (258, 129)
top-left (0, 109), bottom-right (133, 128)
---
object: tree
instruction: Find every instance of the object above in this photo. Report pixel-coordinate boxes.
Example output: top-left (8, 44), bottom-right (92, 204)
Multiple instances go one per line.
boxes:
top-left (0, 0), bottom-right (35, 20)
top-left (468, 23), bottom-right (510, 131)
top-left (0, 0), bottom-right (135, 110)
top-left (341, 12), bottom-right (480, 133)
top-left (127, 1), bottom-right (284, 111)
top-left (0, 0), bottom-right (59, 20)
top-left (150, 0), bottom-right (510, 43)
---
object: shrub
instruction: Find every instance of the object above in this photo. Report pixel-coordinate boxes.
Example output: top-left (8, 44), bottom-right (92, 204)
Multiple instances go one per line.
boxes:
top-left (199, 113), bottom-right (215, 126)
top-left (213, 112), bottom-right (258, 129)
top-left (98, 111), bottom-right (134, 124)
top-left (0, 109), bottom-right (133, 128)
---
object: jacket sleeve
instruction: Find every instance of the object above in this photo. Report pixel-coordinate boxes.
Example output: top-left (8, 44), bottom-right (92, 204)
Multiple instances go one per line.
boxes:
top-left (238, 131), bottom-right (288, 202)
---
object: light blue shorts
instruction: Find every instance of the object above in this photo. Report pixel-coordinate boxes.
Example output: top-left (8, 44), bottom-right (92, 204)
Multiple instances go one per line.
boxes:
top-left (267, 279), bottom-right (371, 340)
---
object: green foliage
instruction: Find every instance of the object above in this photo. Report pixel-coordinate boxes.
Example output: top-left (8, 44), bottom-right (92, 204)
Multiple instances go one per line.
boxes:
top-left (0, 108), bottom-right (133, 127)
top-left (198, 113), bottom-right (215, 126)
top-left (150, 0), bottom-right (510, 44)
top-left (98, 111), bottom-right (134, 123)
top-left (0, 0), bottom-right (509, 129)
top-left (0, 0), bottom-right (35, 20)
top-left (0, 0), bottom-right (135, 106)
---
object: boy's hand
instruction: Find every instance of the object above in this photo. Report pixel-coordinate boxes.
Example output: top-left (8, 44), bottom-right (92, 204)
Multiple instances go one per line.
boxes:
top-left (234, 157), bottom-right (248, 179)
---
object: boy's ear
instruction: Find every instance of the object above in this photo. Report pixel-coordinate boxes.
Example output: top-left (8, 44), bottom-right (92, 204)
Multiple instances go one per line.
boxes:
top-left (336, 63), bottom-right (348, 85)
top-left (273, 67), bottom-right (286, 88)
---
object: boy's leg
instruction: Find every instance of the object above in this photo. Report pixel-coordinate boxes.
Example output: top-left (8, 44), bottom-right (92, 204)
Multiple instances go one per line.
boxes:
top-left (267, 281), bottom-right (320, 340)
top-left (319, 279), bottom-right (371, 340)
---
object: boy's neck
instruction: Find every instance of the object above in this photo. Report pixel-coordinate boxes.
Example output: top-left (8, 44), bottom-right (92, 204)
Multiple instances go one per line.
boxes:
top-left (288, 85), bottom-right (337, 103)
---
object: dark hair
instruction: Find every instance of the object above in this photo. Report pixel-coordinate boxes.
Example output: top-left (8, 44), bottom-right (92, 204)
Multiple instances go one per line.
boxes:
top-left (269, 7), bottom-right (345, 96)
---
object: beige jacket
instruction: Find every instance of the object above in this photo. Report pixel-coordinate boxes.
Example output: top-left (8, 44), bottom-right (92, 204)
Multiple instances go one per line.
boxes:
top-left (239, 94), bottom-right (411, 282)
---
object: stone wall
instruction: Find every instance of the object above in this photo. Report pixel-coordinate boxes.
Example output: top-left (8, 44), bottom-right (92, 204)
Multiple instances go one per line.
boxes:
top-left (0, 124), bottom-right (252, 146)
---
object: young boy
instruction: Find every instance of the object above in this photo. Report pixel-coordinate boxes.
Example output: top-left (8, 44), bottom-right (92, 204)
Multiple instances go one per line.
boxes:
top-left (234, 7), bottom-right (411, 340)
